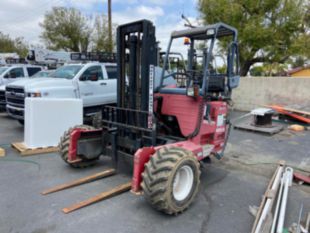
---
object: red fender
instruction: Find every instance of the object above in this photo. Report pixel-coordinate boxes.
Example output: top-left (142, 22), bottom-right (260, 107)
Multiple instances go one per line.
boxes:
top-left (68, 130), bottom-right (83, 162)
top-left (67, 128), bottom-right (102, 163)
top-left (131, 147), bottom-right (156, 193)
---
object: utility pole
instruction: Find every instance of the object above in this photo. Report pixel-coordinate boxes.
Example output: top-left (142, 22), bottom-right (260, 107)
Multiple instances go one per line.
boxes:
top-left (108, 0), bottom-right (113, 52)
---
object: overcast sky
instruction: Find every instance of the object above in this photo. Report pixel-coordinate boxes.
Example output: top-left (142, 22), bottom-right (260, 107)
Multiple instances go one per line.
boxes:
top-left (0, 0), bottom-right (200, 52)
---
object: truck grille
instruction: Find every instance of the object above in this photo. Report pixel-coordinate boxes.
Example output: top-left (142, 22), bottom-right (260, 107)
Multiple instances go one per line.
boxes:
top-left (0, 90), bottom-right (5, 105)
top-left (6, 86), bottom-right (24, 94)
top-left (5, 86), bottom-right (25, 108)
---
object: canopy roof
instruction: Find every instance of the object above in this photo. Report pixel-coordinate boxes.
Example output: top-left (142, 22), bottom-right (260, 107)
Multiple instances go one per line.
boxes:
top-left (171, 22), bottom-right (237, 40)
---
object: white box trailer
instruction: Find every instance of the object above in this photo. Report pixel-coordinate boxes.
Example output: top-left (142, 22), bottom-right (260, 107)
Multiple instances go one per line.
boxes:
top-left (0, 53), bottom-right (20, 65)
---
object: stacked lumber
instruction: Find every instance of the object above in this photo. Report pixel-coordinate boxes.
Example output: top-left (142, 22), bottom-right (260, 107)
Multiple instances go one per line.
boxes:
top-left (266, 105), bottom-right (310, 124)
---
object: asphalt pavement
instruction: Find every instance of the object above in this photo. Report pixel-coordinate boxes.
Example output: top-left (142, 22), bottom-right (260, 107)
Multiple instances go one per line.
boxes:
top-left (0, 112), bottom-right (309, 233)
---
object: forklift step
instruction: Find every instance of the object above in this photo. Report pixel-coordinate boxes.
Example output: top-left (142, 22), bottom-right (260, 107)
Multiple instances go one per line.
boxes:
top-left (62, 182), bottom-right (132, 214)
top-left (41, 169), bottom-right (116, 195)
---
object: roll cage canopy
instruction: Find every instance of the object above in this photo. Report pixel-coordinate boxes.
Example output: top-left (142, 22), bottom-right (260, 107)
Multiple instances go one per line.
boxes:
top-left (159, 22), bottom-right (239, 98)
top-left (170, 22), bottom-right (238, 41)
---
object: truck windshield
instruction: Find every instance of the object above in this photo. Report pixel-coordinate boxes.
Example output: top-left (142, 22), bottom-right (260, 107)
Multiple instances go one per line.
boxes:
top-left (0, 67), bottom-right (8, 75)
top-left (52, 65), bottom-right (82, 79)
top-left (32, 70), bottom-right (54, 78)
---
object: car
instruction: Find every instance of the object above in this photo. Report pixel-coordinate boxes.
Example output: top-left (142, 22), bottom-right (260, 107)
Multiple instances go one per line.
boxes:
top-left (0, 65), bottom-right (42, 85)
top-left (0, 65), bottom-right (43, 110)
top-left (5, 62), bottom-right (117, 124)
top-left (0, 85), bottom-right (5, 111)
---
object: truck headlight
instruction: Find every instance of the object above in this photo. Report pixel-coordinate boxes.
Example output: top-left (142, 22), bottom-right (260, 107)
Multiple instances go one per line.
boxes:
top-left (27, 92), bottom-right (42, 97)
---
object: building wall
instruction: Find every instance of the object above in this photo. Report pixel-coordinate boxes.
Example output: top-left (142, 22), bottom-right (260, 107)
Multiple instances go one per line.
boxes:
top-left (232, 77), bottom-right (310, 111)
top-left (291, 69), bottom-right (310, 77)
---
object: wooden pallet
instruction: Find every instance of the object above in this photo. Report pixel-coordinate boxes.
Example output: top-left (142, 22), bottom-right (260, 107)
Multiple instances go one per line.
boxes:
top-left (234, 119), bottom-right (283, 135)
top-left (11, 142), bottom-right (58, 156)
top-left (0, 147), bottom-right (5, 157)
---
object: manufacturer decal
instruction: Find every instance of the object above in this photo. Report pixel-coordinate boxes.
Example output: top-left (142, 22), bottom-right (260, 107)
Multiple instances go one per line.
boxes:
top-left (202, 144), bottom-right (214, 157)
top-left (148, 65), bottom-right (154, 129)
top-left (217, 114), bottom-right (226, 127)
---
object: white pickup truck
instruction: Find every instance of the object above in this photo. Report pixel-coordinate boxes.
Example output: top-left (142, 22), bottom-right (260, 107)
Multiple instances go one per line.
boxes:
top-left (0, 65), bottom-right (43, 110)
top-left (5, 63), bottom-right (117, 124)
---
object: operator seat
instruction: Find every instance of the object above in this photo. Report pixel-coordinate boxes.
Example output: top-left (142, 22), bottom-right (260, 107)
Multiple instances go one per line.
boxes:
top-left (159, 74), bottom-right (226, 95)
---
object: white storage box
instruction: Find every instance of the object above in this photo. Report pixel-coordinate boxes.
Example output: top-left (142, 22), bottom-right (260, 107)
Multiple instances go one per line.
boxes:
top-left (24, 98), bottom-right (83, 148)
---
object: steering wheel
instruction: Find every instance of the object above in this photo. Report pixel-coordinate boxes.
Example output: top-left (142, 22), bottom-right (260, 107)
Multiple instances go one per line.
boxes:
top-left (163, 71), bottom-right (193, 80)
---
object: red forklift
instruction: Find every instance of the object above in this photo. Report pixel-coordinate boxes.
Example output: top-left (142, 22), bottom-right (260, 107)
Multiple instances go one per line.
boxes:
top-left (58, 20), bottom-right (240, 215)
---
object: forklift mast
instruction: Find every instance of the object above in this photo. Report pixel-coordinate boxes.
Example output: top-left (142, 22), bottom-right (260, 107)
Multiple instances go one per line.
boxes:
top-left (99, 20), bottom-right (159, 161)
top-left (117, 20), bottom-right (157, 113)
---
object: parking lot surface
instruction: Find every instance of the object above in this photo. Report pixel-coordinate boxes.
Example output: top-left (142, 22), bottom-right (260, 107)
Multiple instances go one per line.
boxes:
top-left (0, 112), bottom-right (309, 233)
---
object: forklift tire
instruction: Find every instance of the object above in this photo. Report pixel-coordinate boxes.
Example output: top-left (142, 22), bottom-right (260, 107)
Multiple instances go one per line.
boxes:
top-left (141, 147), bottom-right (200, 215)
top-left (58, 125), bottom-right (99, 168)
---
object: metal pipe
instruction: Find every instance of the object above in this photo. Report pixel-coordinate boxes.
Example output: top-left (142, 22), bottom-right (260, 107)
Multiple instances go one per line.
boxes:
top-left (276, 167), bottom-right (293, 233)
top-left (159, 38), bottom-right (172, 89)
top-left (254, 166), bottom-right (284, 233)
top-left (129, 35), bottom-right (138, 110)
top-left (187, 39), bottom-right (194, 71)
top-left (297, 203), bottom-right (303, 233)
top-left (270, 176), bottom-right (285, 233)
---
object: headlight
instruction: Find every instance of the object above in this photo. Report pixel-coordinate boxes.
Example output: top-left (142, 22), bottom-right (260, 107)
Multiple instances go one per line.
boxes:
top-left (27, 92), bottom-right (41, 97)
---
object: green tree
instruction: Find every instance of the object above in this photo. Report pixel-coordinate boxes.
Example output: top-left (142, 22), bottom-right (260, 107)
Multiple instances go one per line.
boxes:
top-left (250, 66), bottom-right (265, 76)
top-left (40, 7), bottom-right (92, 52)
top-left (290, 56), bottom-right (306, 68)
top-left (198, 0), bottom-right (310, 76)
top-left (91, 14), bottom-right (116, 52)
top-left (0, 32), bottom-right (28, 57)
top-left (250, 63), bottom-right (288, 76)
